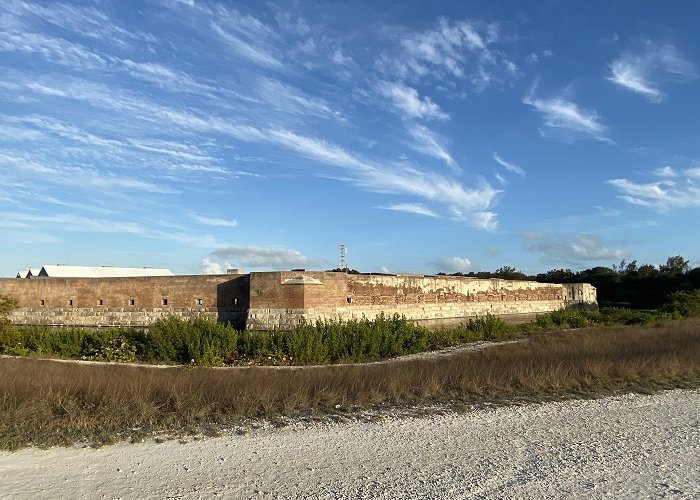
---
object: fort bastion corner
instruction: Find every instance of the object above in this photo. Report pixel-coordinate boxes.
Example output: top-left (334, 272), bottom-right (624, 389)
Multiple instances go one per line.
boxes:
top-left (1, 269), bottom-right (596, 330)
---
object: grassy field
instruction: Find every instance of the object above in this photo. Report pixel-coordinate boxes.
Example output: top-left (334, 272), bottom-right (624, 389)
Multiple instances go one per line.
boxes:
top-left (1, 318), bottom-right (699, 450)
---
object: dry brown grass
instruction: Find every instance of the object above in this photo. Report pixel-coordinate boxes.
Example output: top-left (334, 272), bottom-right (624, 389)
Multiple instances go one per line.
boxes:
top-left (2, 319), bottom-right (699, 450)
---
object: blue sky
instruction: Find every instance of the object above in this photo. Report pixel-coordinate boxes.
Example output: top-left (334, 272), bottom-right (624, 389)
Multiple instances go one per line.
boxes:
top-left (1, 0), bottom-right (699, 277)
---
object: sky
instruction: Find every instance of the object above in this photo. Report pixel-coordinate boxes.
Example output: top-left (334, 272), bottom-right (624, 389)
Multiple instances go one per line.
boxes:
top-left (1, 0), bottom-right (699, 277)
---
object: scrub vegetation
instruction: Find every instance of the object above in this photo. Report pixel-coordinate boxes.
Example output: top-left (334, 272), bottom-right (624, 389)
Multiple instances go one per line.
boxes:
top-left (0, 306), bottom-right (689, 366)
top-left (1, 318), bottom-right (698, 450)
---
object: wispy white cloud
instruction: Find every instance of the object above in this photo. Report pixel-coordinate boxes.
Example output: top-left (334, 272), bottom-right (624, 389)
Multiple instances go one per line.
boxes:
top-left (523, 87), bottom-right (609, 142)
top-left (1, 210), bottom-right (224, 250)
top-left (607, 166), bottom-right (700, 211)
top-left (120, 59), bottom-right (216, 95)
top-left (407, 125), bottom-right (459, 171)
top-left (378, 81), bottom-right (449, 121)
top-left (0, 30), bottom-right (109, 70)
top-left (0, 152), bottom-right (175, 194)
top-left (331, 49), bottom-right (353, 65)
top-left (2, 0), bottom-right (157, 48)
top-left (274, 11), bottom-right (310, 36)
top-left (521, 232), bottom-right (629, 265)
top-left (263, 129), bottom-right (500, 229)
top-left (187, 212), bottom-right (238, 227)
top-left (0, 1), bottom-right (547, 271)
top-left (211, 21), bottom-right (283, 69)
top-left (31, 193), bottom-right (116, 215)
top-left (493, 153), bottom-right (525, 177)
top-left (377, 203), bottom-right (439, 218)
top-left (2, 75), bottom-right (270, 146)
top-left (210, 245), bottom-right (323, 270)
top-left (684, 167), bottom-right (700, 179)
top-left (607, 41), bottom-right (697, 102)
top-left (592, 206), bottom-right (622, 217)
top-left (379, 17), bottom-right (514, 92)
top-left (652, 166), bottom-right (677, 178)
top-left (257, 78), bottom-right (342, 120)
top-left (266, 129), bottom-right (369, 171)
top-left (608, 60), bottom-right (664, 102)
top-left (0, 211), bottom-right (147, 235)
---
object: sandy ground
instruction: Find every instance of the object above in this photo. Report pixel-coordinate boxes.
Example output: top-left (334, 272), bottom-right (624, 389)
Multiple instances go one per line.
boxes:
top-left (1, 390), bottom-right (698, 499)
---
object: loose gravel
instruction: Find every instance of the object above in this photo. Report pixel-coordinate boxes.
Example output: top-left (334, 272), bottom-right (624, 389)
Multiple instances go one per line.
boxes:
top-left (1, 389), bottom-right (698, 499)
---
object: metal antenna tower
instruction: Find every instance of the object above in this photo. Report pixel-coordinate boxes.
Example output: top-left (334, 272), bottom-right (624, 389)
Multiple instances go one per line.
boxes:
top-left (339, 244), bottom-right (346, 271)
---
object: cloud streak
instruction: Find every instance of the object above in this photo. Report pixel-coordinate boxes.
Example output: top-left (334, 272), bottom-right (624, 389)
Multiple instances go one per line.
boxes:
top-left (607, 167), bottom-right (700, 211)
top-left (263, 129), bottom-right (499, 229)
top-left (407, 125), bottom-right (460, 172)
top-left (378, 81), bottom-right (449, 121)
top-left (187, 213), bottom-right (238, 228)
top-left (493, 153), bottom-right (525, 178)
top-left (607, 41), bottom-right (697, 102)
top-left (523, 88), bottom-right (609, 142)
top-left (377, 203), bottom-right (439, 218)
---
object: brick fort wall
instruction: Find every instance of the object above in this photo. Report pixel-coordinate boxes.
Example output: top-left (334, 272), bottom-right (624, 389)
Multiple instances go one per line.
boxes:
top-left (1, 272), bottom-right (596, 329)
top-left (2, 274), bottom-right (249, 328)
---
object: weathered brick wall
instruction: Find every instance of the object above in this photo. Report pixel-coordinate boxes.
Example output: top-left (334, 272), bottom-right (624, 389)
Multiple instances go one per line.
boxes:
top-left (245, 273), bottom-right (596, 330)
top-left (249, 272), bottom-right (304, 309)
top-left (346, 275), bottom-right (564, 306)
top-left (2, 274), bottom-right (249, 327)
top-left (2, 271), bottom-right (596, 330)
top-left (301, 272), bottom-right (348, 307)
top-left (246, 271), bottom-right (347, 329)
top-left (297, 275), bottom-right (566, 327)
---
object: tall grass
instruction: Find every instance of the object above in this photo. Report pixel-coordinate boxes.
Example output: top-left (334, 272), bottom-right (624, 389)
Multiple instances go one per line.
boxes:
top-left (1, 318), bottom-right (699, 449)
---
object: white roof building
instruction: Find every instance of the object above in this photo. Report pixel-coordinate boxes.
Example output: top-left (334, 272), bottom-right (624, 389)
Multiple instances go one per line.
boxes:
top-left (37, 265), bottom-right (174, 278)
top-left (16, 268), bottom-right (42, 278)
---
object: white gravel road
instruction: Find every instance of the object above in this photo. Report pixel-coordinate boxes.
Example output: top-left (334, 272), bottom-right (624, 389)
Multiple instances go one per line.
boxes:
top-left (1, 389), bottom-right (698, 499)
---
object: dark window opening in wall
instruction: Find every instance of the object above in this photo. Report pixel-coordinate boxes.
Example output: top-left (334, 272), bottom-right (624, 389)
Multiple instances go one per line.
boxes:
top-left (129, 299), bottom-right (135, 306)
top-left (162, 298), bottom-right (168, 306)
top-left (197, 298), bottom-right (203, 305)
top-left (98, 299), bottom-right (103, 306)
top-left (347, 296), bottom-right (353, 304)
top-left (68, 299), bottom-right (73, 306)
top-left (40, 299), bottom-right (45, 306)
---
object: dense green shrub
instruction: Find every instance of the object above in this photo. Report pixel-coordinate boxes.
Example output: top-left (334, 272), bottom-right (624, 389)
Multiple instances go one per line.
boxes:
top-left (140, 317), bottom-right (238, 364)
top-left (467, 314), bottom-right (512, 340)
top-left (280, 314), bottom-right (431, 364)
top-left (82, 336), bottom-right (138, 363)
top-left (664, 290), bottom-right (700, 317)
top-left (598, 308), bottom-right (657, 325)
top-left (0, 296), bottom-right (19, 353)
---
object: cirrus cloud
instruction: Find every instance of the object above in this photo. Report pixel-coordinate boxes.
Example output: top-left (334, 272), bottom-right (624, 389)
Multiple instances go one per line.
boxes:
top-left (607, 41), bottom-right (697, 103)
